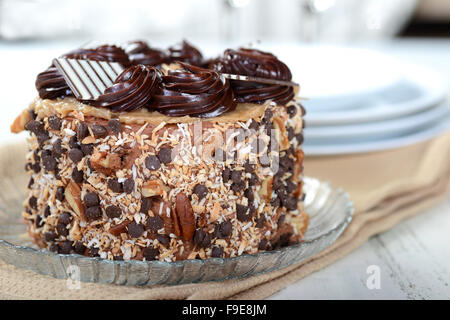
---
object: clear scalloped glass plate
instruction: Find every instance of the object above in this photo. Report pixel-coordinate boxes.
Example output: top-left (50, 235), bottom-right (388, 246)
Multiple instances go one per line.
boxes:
top-left (0, 169), bottom-right (353, 286)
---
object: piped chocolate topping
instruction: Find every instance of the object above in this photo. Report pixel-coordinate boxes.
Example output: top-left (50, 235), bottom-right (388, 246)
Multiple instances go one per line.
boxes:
top-left (214, 48), bottom-right (295, 105)
top-left (93, 65), bottom-right (161, 112)
top-left (126, 41), bottom-right (168, 67)
top-left (150, 63), bottom-right (237, 118)
top-left (35, 66), bottom-right (72, 100)
top-left (64, 45), bottom-right (131, 67)
top-left (167, 40), bottom-right (204, 67)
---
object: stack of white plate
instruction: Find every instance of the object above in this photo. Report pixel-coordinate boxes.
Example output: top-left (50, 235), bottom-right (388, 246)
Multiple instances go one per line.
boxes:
top-left (288, 46), bottom-right (450, 156)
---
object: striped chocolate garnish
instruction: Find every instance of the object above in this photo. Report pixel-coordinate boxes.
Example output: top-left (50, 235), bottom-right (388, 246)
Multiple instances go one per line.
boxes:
top-left (53, 58), bottom-right (125, 101)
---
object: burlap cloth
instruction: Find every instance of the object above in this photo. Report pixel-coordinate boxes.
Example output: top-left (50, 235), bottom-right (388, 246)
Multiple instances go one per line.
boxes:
top-left (0, 130), bottom-right (449, 300)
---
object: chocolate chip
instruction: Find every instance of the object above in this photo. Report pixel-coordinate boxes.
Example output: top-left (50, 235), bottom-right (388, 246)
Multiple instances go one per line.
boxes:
top-left (31, 162), bottom-right (41, 173)
top-left (231, 170), bottom-right (242, 183)
top-left (107, 179), bottom-right (123, 193)
top-left (193, 184), bottom-right (208, 200)
top-left (157, 147), bottom-right (172, 164)
top-left (108, 119), bottom-right (122, 134)
top-left (59, 241), bottom-right (73, 254)
top-left (29, 109), bottom-right (37, 120)
top-left (56, 186), bottom-right (65, 201)
top-left (270, 197), bottom-right (281, 208)
top-left (258, 239), bottom-right (269, 250)
top-left (56, 222), bottom-right (69, 236)
top-left (262, 109), bottom-right (273, 123)
top-left (89, 248), bottom-right (100, 257)
top-left (68, 148), bottom-right (83, 163)
top-left (277, 214), bottom-right (286, 226)
top-left (80, 143), bottom-right (94, 156)
top-left (29, 196), bottom-right (37, 210)
top-left (74, 241), bottom-right (86, 255)
top-left (146, 215), bottom-right (164, 233)
top-left (284, 196), bottom-right (298, 211)
top-left (92, 124), bottom-right (107, 138)
top-left (287, 105), bottom-right (297, 118)
top-left (37, 132), bottom-right (50, 145)
top-left (140, 198), bottom-right (152, 214)
top-left (25, 120), bottom-right (45, 135)
top-left (83, 192), bottom-right (99, 207)
top-left (42, 155), bottom-right (57, 171)
top-left (222, 168), bottom-right (231, 182)
top-left (249, 173), bottom-right (259, 186)
top-left (49, 243), bottom-right (60, 253)
top-left (145, 155), bottom-right (161, 170)
top-left (113, 255), bottom-right (124, 261)
top-left (299, 193), bottom-right (306, 202)
top-left (287, 127), bottom-right (295, 140)
top-left (214, 221), bottom-right (232, 238)
top-left (211, 246), bottom-right (224, 258)
top-left (69, 136), bottom-right (79, 149)
top-left (231, 181), bottom-right (246, 193)
top-left (123, 178), bottom-right (134, 194)
top-left (127, 221), bottom-right (144, 238)
top-left (286, 180), bottom-right (297, 193)
top-left (244, 189), bottom-right (254, 203)
top-left (249, 119), bottom-right (259, 131)
top-left (236, 204), bottom-right (250, 222)
top-left (256, 215), bottom-right (266, 228)
top-left (156, 234), bottom-right (170, 247)
top-left (35, 215), bottom-right (44, 228)
top-left (44, 205), bottom-right (51, 217)
top-left (295, 133), bottom-right (304, 145)
top-left (244, 162), bottom-right (254, 173)
top-left (77, 122), bottom-right (89, 141)
top-left (72, 168), bottom-right (84, 183)
top-left (193, 229), bottom-right (211, 248)
top-left (48, 115), bottom-right (62, 130)
top-left (59, 212), bottom-right (72, 225)
top-left (143, 247), bottom-right (159, 261)
top-left (86, 206), bottom-right (102, 220)
top-left (28, 177), bottom-right (34, 189)
top-left (105, 205), bottom-right (121, 219)
top-left (52, 139), bottom-right (65, 157)
top-left (44, 231), bottom-right (57, 242)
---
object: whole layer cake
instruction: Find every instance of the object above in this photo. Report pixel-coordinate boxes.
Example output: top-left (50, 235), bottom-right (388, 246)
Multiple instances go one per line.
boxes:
top-left (11, 41), bottom-right (308, 262)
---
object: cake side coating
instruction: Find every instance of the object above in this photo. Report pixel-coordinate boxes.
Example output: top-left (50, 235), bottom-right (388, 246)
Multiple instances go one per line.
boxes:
top-left (15, 97), bottom-right (307, 261)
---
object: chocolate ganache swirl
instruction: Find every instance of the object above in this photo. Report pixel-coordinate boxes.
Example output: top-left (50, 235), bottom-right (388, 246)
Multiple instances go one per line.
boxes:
top-left (92, 65), bottom-right (161, 112)
top-left (167, 41), bottom-right (204, 67)
top-left (35, 66), bottom-right (72, 99)
top-left (215, 48), bottom-right (295, 105)
top-left (63, 45), bottom-right (131, 67)
top-left (126, 41), bottom-right (167, 67)
top-left (151, 63), bottom-right (236, 118)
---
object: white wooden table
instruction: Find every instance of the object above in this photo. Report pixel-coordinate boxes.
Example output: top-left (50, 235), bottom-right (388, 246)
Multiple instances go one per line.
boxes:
top-left (0, 38), bottom-right (449, 299)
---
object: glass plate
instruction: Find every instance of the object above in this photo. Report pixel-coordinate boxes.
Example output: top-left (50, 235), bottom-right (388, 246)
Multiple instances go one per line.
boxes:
top-left (0, 176), bottom-right (353, 286)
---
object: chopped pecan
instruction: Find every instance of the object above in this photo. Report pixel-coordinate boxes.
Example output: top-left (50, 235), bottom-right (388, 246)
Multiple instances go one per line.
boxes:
top-left (173, 193), bottom-right (196, 240)
top-left (273, 116), bottom-right (290, 151)
top-left (64, 181), bottom-right (85, 219)
top-left (10, 109), bottom-right (32, 133)
top-left (142, 179), bottom-right (167, 197)
top-left (90, 151), bottom-right (121, 175)
top-left (293, 149), bottom-right (304, 179)
top-left (108, 220), bottom-right (132, 236)
top-left (82, 136), bottom-right (96, 144)
top-left (258, 176), bottom-right (273, 200)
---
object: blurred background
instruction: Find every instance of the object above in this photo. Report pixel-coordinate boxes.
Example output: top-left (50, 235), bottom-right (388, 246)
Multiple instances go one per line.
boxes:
top-left (1, 0), bottom-right (450, 154)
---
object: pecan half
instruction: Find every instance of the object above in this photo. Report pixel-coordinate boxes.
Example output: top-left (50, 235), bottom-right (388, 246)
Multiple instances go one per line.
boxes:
top-left (64, 181), bottom-right (85, 219)
top-left (90, 151), bottom-right (121, 175)
top-left (10, 109), bottom-right (32, 133)
top-left (108, 220), bottom-right (132, 236)
top-left (173, 193), bottom-right (195, 240)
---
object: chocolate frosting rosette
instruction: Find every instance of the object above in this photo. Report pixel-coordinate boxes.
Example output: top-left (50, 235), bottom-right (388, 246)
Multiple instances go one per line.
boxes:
top-left (167, 40), bottom-right (204, 67)
top-left (214, 48), bottom-right (295, 105)
top-left (150, 62), bottom-right (237, 118)
top-left (126, 41), bottom-right (168, 67)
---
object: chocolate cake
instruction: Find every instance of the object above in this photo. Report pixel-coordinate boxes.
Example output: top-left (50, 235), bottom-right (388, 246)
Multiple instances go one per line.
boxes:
top-left (10, 41), bottom-right (308, 262)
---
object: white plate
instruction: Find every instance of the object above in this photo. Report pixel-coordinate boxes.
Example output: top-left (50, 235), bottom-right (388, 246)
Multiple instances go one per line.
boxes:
top-left (303, 64), bottom-right (447, 126)
top-left (303, 114), bottom-right (450, 156)
top-left (305, 102), bottom-right (450, 141)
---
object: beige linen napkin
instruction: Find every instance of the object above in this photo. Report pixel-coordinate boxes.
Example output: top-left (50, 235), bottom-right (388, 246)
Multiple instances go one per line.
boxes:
top-left (0, 131), bottom-right (449, 300)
